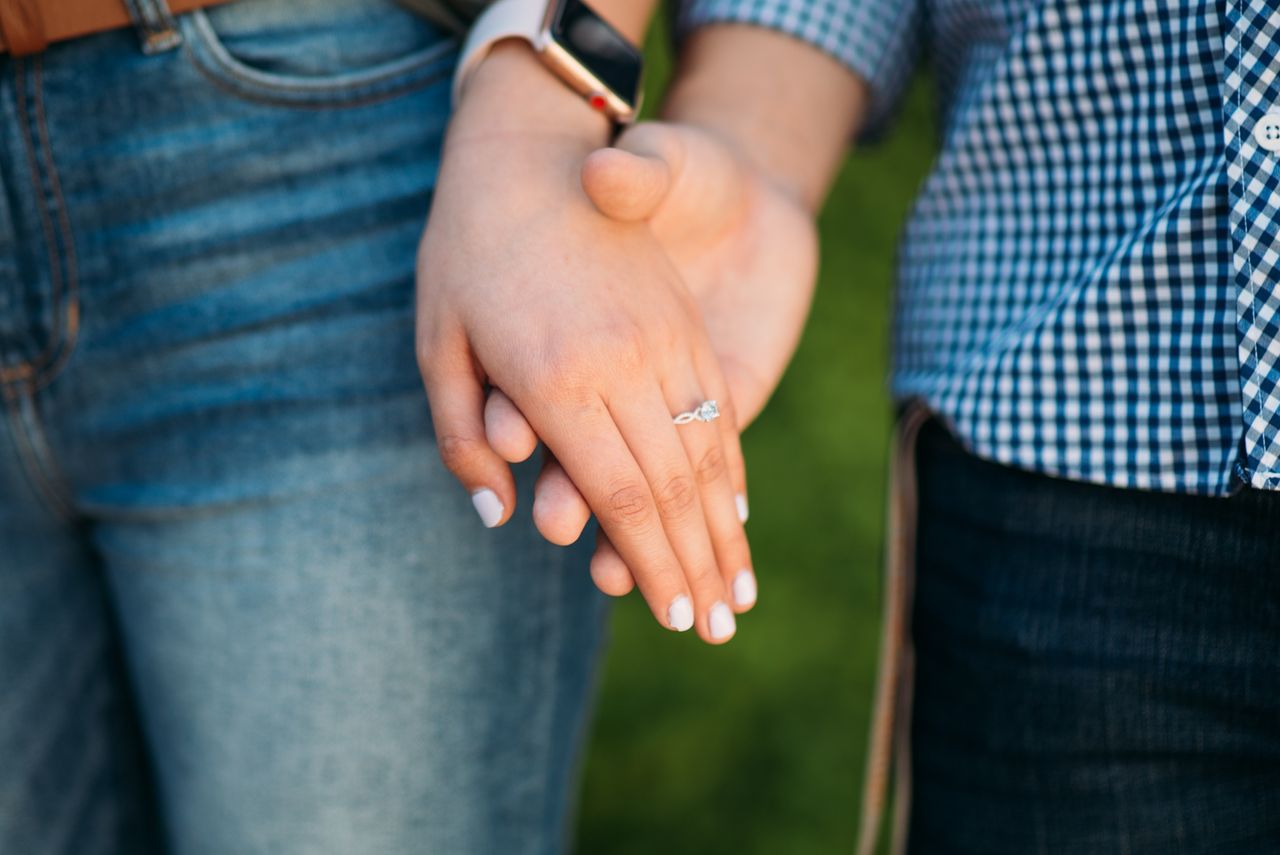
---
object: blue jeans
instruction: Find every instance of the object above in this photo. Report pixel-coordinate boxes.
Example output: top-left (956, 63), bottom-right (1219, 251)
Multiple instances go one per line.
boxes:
top-left (909, 419), bottom-right (1280, 852)
top-left (0, 2), bottom-right (608, 853)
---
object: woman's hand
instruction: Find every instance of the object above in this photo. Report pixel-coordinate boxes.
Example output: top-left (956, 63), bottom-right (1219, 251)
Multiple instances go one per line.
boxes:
top-left (416, 47), bottom-right (752, 644)
top-left (485, 121), bottom-right (821, 608)
top-left (489, 20), bottom-right (867, 615)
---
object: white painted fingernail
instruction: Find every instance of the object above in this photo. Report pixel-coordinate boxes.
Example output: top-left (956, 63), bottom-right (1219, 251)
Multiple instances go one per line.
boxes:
top-left (471, 489), bottom-right (504, 528)
top-left (735, 493), bottom-right (749, 523)
top-left (732, 570), bottom-right (757, 608)
top-left (668, 595), bottom-right (694, 632)
top-left (709, 601), bottom-right (736, 640)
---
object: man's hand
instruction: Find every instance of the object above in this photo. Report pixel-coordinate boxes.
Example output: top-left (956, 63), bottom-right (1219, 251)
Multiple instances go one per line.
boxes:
top-left (417, 44), bottom-right (753, 644)
top-left (485, 121), bottom-right (821, 607)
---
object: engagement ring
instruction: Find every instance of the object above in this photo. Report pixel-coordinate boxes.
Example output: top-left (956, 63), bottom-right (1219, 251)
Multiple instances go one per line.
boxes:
top-left (673, 400), bottom-right (720, 425)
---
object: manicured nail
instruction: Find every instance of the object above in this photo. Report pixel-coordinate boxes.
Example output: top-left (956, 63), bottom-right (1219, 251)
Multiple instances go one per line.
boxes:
top-left (735, 493), bottom-right (749, 523)
top-left (668, 595), bottom-right (694, 632)
top-left (709, 601), bottom-right (736, 640)
top-left (471, 489), bottom-right (504, 528)
top-left (732, 570), bottom-right (757, 608)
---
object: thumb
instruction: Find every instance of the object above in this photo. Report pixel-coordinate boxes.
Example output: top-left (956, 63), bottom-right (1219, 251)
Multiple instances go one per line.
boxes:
top-left (587, 123), bottom-right (748, 249)
top-left (580, 147), bottom-right (671, 222)
top-left (581, 126), bottom-right (682, 222)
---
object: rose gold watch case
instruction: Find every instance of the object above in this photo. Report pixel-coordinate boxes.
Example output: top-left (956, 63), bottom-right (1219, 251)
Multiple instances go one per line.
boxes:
top-left (533, 0), bottom-right (642, 124)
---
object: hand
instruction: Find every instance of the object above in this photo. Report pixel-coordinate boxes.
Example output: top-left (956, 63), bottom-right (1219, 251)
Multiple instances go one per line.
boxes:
top-left (416, 48), bottom-right (754, 644)
top-left (485, 121), bottom-right (819, 608)
top-left (590, 122), bottom-right (818, 425)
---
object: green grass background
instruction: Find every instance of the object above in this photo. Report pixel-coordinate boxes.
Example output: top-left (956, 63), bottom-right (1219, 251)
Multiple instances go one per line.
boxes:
top-left (574, 20), bottom-right (938, 855)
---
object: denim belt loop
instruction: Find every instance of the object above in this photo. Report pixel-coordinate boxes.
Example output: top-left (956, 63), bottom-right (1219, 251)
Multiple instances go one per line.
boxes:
top-left (122, 0), bottom-right (181, 54)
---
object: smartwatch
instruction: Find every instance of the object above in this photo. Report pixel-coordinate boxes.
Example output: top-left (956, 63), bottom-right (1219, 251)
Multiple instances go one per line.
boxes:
top-left (452, 0), bottom-right (644, 124)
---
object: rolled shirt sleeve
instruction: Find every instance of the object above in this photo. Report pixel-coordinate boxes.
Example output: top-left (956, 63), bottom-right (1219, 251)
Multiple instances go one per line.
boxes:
top-left (674, 0), bottom-right (922, 136)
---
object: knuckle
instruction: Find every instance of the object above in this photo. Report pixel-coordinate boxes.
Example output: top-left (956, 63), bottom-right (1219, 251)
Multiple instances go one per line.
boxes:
top-left (686, 561), bottom-right (721, 590)
top-left (720, 532), bottom-right (751, 566)
top-left (693, 445), bottom-right (726, 486)
top-left (529, 350), bottom-right (575, 392)
top-left (530, 341), bottom-right (593, 399)
top-left (604, 482), bottom-right (653, 531)
top-left (414, 336), bottom-right (436, 377)
top-left (531, 323), bottom-right (650, 396)
top-left (436, 433), bottom-right (486, 474)
top-left (725, 528), bottom-right (750, 556)
top-left (602, 323), bottom-right (648, 375)
top-left (648, 318), bottom-right (683, 364)
top-left (654, 473), bottom-right (697, 520)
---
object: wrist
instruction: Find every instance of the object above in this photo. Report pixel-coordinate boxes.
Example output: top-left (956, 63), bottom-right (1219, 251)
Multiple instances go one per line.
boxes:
top-left (659, 84), bottom-right (813, 211)
top-left (661, 25), bottom-right (867, 212)
top-left (657, 99), bottom-right (811, 214)
top-left (449, 41), bottom-right (613, 151)
top-left (435, 46), bottom-right (615, 223)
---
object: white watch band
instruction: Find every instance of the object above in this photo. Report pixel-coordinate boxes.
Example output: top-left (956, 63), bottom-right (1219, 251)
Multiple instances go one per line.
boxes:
top-left (451, 0), bottom-right (549, 107)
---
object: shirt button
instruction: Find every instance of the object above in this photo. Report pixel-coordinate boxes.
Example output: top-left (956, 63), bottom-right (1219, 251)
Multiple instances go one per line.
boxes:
top-left (1256, 112), bottom-right (1280, 153)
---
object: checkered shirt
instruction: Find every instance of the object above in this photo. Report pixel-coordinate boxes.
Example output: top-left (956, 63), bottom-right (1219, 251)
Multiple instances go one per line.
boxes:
top-left (678, 0), bottom-right (1280, 495)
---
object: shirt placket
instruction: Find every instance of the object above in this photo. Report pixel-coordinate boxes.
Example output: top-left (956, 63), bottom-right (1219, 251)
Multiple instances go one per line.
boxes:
top-left (1227, 0), bottom-right (1280, 489)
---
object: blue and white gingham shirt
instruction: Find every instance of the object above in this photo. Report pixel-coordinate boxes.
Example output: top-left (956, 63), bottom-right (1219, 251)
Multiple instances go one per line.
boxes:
top-left (678, 0), bottom-right (1280, 496)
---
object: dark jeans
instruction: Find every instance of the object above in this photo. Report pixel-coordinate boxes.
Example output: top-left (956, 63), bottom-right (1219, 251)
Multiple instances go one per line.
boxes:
top-left (909, 420), bottom-right (1280, 853)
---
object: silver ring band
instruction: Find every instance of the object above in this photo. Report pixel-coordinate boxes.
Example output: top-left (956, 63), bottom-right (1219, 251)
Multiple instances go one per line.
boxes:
top-left (673, 400), bottom-right (720, 425)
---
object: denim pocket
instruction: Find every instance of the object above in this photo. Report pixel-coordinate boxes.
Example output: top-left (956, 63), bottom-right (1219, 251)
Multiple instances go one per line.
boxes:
top-left (179, 0), bottom-right (459, 108)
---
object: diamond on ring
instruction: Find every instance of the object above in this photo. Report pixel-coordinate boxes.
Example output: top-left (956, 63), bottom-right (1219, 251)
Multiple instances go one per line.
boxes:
top-left (673, 400), bottom-right (720, 425)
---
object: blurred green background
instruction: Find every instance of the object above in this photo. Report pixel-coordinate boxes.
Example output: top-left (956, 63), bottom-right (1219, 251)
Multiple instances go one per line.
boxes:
top-left (574, 18), bottom-right (939, 855)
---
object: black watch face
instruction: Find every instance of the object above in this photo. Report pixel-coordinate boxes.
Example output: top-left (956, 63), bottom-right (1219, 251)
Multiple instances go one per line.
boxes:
top-left (549, 0), bottom-right (642, 107)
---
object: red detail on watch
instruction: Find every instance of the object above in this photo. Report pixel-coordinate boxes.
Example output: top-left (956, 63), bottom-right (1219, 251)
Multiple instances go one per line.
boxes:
top-left (588, 93), bottom-right (607, 111)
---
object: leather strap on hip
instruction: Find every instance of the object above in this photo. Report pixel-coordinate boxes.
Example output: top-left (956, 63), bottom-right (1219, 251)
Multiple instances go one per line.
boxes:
top-left (856, 400), bottom-right (931, 855)
top-left (0, 0), bottom-right (234, 56)
top-left (0, 0), bottom-right (47, 55)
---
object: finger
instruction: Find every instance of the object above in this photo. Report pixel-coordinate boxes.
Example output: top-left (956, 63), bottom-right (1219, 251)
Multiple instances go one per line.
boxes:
top-left (689, 345), bottom-right (757, 613)
top-left (608, 383), bottom-right (736, 644)
top-left (532, 452), bottom-right (592, 546)
top-left (688, 330), bottom-right (750, 524)
top-left (526, 392), bottom-right (694, 633)
top-left (723, 393), bottom-right (751, 525)
top-left (485, 387), bottom-right (538, 463)
top-left (418, 331), bottom-right (516, 529)
top-left (581, 145), bottom-right (672, 222)
top-left (668, 371), bottom-right (754, 625)
top-left (590, 528), bottom-right (635, 597)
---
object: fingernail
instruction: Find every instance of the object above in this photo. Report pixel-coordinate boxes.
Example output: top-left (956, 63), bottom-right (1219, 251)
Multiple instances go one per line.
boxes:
top-left (735, 493), bottom-right (749, 523)
top-left (709, 601), bottom-right (736, 640)
top-left (732, 570), bottom-right (757, 608)
top-left (471, 489), bottom-right (504, 528)
top-left (668, 595), bottom-right (694, 632)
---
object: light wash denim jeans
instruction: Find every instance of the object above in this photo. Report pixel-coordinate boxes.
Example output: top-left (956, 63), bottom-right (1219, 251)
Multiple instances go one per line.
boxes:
top-left (0, 2), bottom-right (609, 853)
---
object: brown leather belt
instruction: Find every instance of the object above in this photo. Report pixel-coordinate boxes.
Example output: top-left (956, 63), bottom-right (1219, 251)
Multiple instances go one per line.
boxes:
top-left (0, 0), bottom-right (232, 56)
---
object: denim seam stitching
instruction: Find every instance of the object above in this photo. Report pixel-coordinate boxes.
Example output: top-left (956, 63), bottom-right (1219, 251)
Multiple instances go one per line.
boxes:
top-left (186, 11), bottom-right (457, 91)
top-left (181, 11), bottom-right (458, 109)
top-left (0, 60), bottom-right (62, 385)
top-left (0, 58), bottom-right (78, 392)
top-left (188, 60), bottom-right (454, 111)
top-left (29, 55), bottom-right (80, 392)
top-left (1, 387), bottom-right (75, 520)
